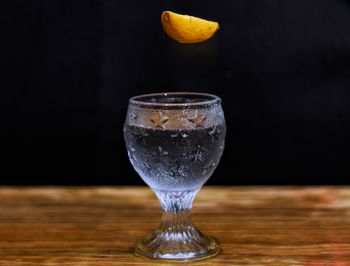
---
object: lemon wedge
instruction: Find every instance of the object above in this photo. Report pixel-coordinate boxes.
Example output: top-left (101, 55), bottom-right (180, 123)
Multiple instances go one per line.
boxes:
top-left (161, 11), bottom-right (219, 44)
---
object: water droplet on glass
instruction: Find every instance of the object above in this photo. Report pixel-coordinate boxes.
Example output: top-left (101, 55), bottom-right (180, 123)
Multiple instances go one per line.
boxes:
top-left (189, 145), bottom-right (208, 162)
top-left (144, 163), bottom-right (151, 170)
top-left (130, 112), bottom-right (137, 120)
top-left (208, 125), bottom-right (216, 135)
top-left (208, 125), bottom-right (222, 143)
top-left (158, 146), bottom-right (168, 155)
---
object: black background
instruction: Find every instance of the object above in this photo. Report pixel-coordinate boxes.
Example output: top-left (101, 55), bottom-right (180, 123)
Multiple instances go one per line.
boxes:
top-left (2, 0), bottom-right (350, 185)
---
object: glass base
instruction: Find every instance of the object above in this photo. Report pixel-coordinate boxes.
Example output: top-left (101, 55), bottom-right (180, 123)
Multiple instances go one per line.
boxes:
top-left (134, 190), bottom-right (220, 261)
top-left (134, 225), bottom-right (220, 261)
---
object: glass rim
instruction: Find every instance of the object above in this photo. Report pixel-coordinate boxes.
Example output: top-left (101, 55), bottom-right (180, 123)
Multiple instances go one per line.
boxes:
top-left (129, 92), bottom-right (221, 108)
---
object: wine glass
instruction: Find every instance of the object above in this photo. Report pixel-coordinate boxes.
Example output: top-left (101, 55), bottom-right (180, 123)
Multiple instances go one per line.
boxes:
top-left (124, 92), bottom-right (226, 261)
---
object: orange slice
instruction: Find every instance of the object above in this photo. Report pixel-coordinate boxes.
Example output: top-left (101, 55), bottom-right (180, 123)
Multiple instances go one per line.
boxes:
top-left (161, 11), bottom-right (219, 44)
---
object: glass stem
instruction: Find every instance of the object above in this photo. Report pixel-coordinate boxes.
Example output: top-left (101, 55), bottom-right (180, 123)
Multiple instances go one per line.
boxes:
top-left (156, 189), bottom-right (198, 212)
top-left (134, 189), bottom-right (220, 260)
top-left (154, 189), bottom-right (199, 236)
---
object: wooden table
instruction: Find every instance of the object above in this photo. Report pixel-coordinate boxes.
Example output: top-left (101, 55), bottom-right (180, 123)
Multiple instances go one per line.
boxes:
top-left (1, 187), bottom-right (350, 265)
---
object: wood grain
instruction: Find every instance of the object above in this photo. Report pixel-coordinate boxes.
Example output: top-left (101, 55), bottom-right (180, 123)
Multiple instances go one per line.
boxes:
top-left (0, 187), bottom-right (350, 265)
